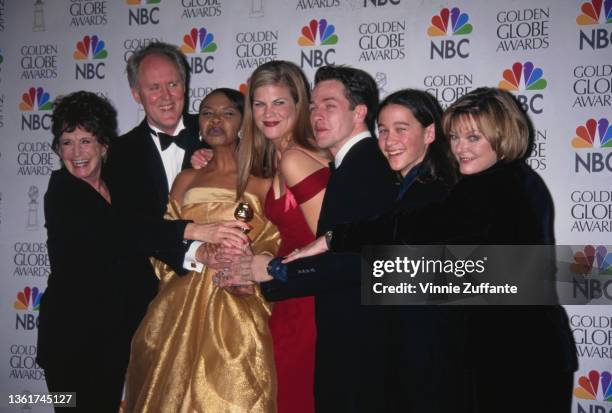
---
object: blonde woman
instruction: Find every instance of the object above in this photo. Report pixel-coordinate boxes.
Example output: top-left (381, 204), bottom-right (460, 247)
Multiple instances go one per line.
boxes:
top-left (236, 61), bottom-right (331, 413)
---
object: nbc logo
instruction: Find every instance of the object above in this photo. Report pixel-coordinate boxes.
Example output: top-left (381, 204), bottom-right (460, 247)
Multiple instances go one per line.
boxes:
top-left (19, 87), bottom-right (52, 131)
top-left (572, 118), bottom-right (612, 173)
top-left (298, 19), bottom-right (338, 68)
top-left (498, 62), bottom-right (546, 91)
top-left (577, 0), bottom-right (612, 25)
top-left (180, 28), bottom-right (217, 75)
top-left (571, 245), bottom-right (612, 275)
top-left (74, 35), bottom-right (107, 80)
top-left (497, 61), bottom-right (546, 114)
top-left (73, 35), bottom-right (108, 60)
top-left (14, 287), bottom-right (43, 330)
top-left (571, 246), bottom-right (612, 301)
top-left (573, 370), bottom-right (612, 402)
top-left (126, 0), bottom-right (160, 26)
top-left (427, 7), bottom-right (472, 60)
top-left (577, 0), bottom-right (612, 50)
top-left (180, 27), bottom-right (218, 53)
top-left (572, 118), bottom-right (612, 149)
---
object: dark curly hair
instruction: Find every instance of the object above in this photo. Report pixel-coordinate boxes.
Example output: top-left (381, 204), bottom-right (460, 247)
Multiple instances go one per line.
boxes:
top-left (314, 65), bottom-right (379, 135)
top-left (378, 89), bottom-right (458, 186)
top-left (51, 91), bottom-right (118, 153)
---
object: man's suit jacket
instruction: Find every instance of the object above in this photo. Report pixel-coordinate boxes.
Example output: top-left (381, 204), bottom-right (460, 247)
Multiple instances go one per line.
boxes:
top-left (105, 114), bottom-right (203, 336)
top-left (261, 137), bottom-right (398, 412)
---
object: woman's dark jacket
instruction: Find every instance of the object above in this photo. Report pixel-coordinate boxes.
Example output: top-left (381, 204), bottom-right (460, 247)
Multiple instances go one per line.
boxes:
top-left (37, 168), bottom-right (186, 368)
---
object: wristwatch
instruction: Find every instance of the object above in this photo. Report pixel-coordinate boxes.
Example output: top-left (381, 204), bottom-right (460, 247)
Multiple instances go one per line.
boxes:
top-left (324, 230), bottom-right (333, 250)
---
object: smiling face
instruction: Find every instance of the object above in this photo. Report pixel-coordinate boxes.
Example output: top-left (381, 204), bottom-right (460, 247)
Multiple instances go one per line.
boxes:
top-left (310, 79), bottom-right (363, 155)
top-left (449, 115), bottom-right (498, 175)
top-left (199, 92), bottom-right (242, 148)
top-left (252, 83), bottom-right (297, 143)
top-left (377, 104), bottom-right (434, 177)
top-left (131, 54), bottom-right (185, 135)
top-left (58, 126), bottom-right (107, 187)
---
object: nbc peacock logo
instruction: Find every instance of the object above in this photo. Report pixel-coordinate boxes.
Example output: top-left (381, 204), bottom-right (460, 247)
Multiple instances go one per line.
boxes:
top-left (570, 245), bottom-right (612, 275)
top-left (19, 87), bottom-right (52, 112)
top-left (73, 35), bottom-right (108, 60)
top-left (573, 370), bottom-right (612, 402)
top-left (180, 27), bottom-right (218, 54)
top-left (126, 0), bottom-right (160, 26)
top-left (180, 28), bottom-right (217, 75)
top-left (14, 287), bottom-right (42, 311)
top-left (427, 7), bottom-right (472, 36)
top-left (572, 118), bottom-right (612, 173)
top-left (299, 19), bottom-right (339, 46)
top-left (14, 287), bottom-right (43, 330)
top-left (19, 87), bottom-right (52, 131)
top-left (577, 0), bottom-right (612, 25)
top-left (427, 7), bottom-right (471, 60)
top-left (577, 0), bottom-right (611, 50)
top-left (298, 19), bottom-right (338, 69)
top-left (572, 118), bottom-right (612, 149)
top-left (498, 61), bottom-right (547, 91)
top-left (74, 35), bottom-right (108, 80)
top-left (497, 61), bottom-right (546, 114)
top-left (571, 246), bottom-right (612, 301)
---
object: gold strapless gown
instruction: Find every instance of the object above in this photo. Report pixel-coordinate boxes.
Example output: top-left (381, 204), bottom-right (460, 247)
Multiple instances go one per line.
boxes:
top-left (124, 188), bottom-right (280, 413)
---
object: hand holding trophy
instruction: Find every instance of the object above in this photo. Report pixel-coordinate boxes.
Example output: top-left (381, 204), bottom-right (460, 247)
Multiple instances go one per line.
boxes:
top-left (223, 201), bottom-right (256, 296)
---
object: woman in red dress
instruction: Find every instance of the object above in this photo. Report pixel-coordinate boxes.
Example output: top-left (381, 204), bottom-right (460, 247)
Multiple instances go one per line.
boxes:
top-left (236, 60), bottom-right (331, 412)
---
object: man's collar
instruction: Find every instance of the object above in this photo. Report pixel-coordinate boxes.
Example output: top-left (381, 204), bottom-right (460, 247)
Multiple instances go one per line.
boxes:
top-left (334, 131), bottom-right (371, 168)
top-left (147, 117), bottom-right (186, 137)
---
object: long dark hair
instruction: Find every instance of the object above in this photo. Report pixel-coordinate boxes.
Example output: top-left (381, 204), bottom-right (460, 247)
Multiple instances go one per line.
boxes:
top-left (378, 89), bottom-right (458, 185)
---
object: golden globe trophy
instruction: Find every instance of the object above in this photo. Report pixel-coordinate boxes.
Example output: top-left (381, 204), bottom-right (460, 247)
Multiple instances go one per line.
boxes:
top-left (234, 201), bottom-right (254, 235)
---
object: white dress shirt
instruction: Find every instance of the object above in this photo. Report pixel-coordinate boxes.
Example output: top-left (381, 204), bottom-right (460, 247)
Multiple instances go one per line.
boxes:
top-left (147, 119), bottom-right (204, 272)
top-left (148, 118), bottom-right (187, 190)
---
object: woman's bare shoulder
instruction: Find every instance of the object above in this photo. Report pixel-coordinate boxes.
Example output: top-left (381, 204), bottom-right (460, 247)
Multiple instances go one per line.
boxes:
top-left (170, 169), bottom-right (201, 203)
top-left (280, 147), bottom-right (329, 186)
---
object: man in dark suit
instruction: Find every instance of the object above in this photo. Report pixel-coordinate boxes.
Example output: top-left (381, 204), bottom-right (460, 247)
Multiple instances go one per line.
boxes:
top-left (105, 42), bottom-right (209, 337)
top-left (227, 66), bottom-right (398, 412)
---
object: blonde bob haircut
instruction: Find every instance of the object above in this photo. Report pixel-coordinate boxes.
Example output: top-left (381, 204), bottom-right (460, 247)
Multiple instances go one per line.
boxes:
top-left (442, 87), bottom-right (530, 162)
top-left (236, 60), bottom-right (318, 200)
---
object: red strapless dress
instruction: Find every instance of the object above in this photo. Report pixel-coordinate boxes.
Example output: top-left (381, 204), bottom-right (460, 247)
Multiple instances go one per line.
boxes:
top-left (264, 167), bottom-right (330, 413)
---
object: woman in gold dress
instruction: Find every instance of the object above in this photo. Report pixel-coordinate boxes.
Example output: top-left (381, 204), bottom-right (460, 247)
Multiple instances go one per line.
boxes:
top-left (124, 88), bottom-right (280, 413)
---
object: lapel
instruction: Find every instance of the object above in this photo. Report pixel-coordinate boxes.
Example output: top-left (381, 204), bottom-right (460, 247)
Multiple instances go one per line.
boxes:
top-left (180, 113), bottom-right (203, 171)
top-left (137, 120), bottom-right (170, 206)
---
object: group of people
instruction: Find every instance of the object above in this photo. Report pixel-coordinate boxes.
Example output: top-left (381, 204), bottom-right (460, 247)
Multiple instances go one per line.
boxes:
top-left (36, 40), bottom-right (577, 413)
